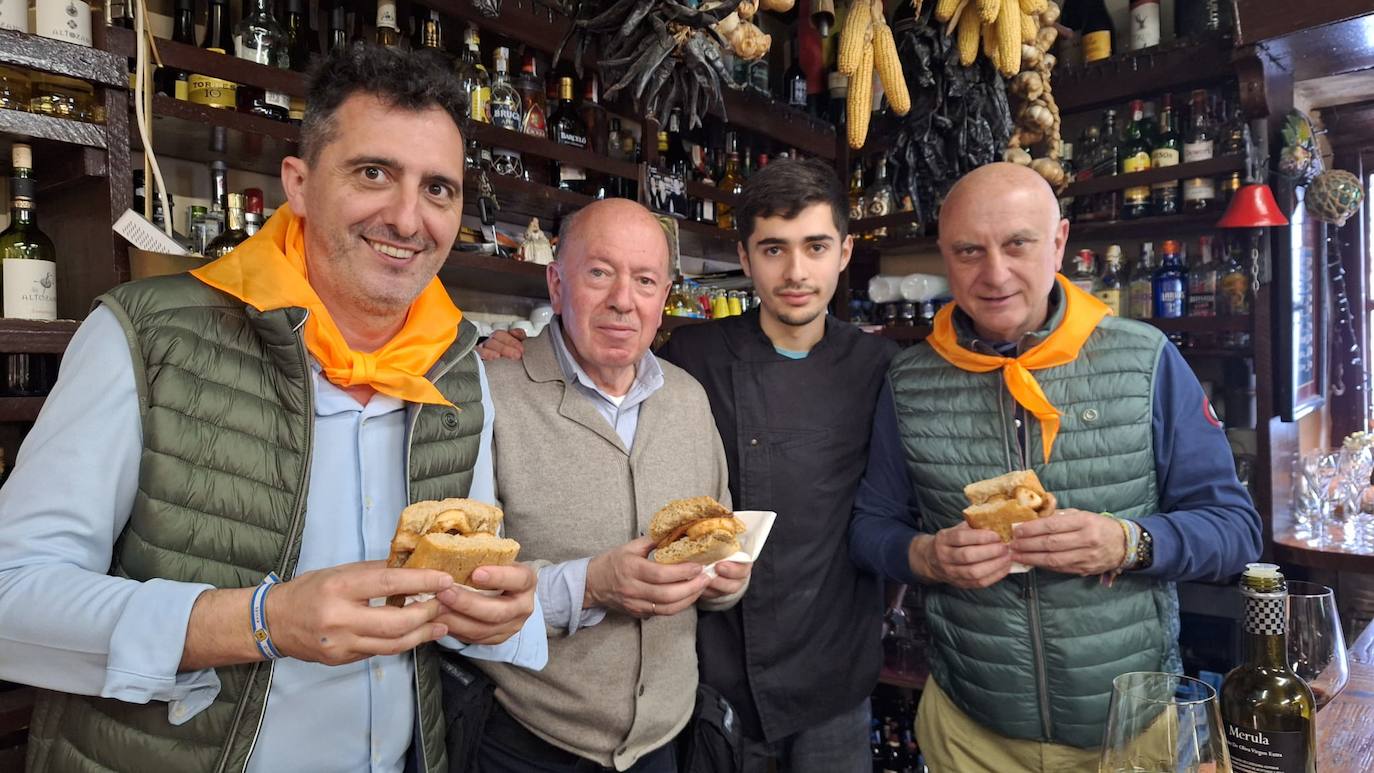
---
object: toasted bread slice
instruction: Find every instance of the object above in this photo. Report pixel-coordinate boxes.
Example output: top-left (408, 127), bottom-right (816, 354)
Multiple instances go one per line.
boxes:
top-left (649, 496), bottom-right (733, 542)
top-left (963, 470), bottom-right (1046, 506)
top-left (386, 499), bottom-right (505, 568)
top-left (402, 533), bottom-right (521, 586)
top-left (653, 532), bottom-right (741, 565)
top-left (962, 500), bottom-right (1040, 543)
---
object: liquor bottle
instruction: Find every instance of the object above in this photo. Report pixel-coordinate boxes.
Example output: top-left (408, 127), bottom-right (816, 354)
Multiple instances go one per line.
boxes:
top-left (242, 188), bottom-right (265, 236)
top-left (696, 148), bottom-right (717, 225)
top-left (1121, 99), bottom-right (1153, 219)
top-left (1068, 249), bottom-right (1097, 294)
top-left (1096, 245), bottom-right (1125, 316)
top-left (190, 0), bottom-right (237, 110)
top-left (1150, 93), bottom-right (1181, 216)
top-left (156, 0), bottom-right (196, 99)
top-left (375, 0), bottom-right (400, 47)
top-left (1080, 0), bottom-right (1114, 64)
top-left (488, 47), bottom-right (524, 179)
top-left (784, 37), bottom-right (807, 110)
top-left (1058, 141), bottom-right (1075, 220)
top-left (34, 0), bottom-right (92, 46)
top-left (579, 75), bottom-right (608, 156)
top-left (416, 8), bottom-right (444, 54)
top-left (0, 0), bottom-right (25, 33)
top-left (1183, 89), bottom-right (1216, 213)
top-left (1188, 236), bottom-right (1218, 318)
top-left (1093, 109), bottom-right (1121, 221)
top-left (848, 162), bottom-right (866, 238)
top-left (328, 4), bottom-right (348, 53)
top-left (204, 193), bottom-right (250, 258)
top-left (1129, 0), bottom-right (1160, 50)
top-left (717, 135), bottom-right (744, 230)
top-left (1219, 171), bottom-right (1242, 209)
top-left (828, 69), bottom-right (848, 127)
top-left (865, 161), bottom-right (895, 239)
top-left (0, 144), bottom-right (57, 320)
top-left (1221, 563), bottom-right (1316, 772)
top-left (516, 53), bottom-right (547, 139)
top-left (1219, 240), bottom-right (1250, 317)
top-left (210, 159), bottom-right (230, 213)
top-left (1128, 242), bottom-right (1155, 320)
top-left (549, 76), bottom-right (588, 193)
top-left (235, 0), bottom-right (291, 122)
top-left (459, 26), bottom-right (490, 124)
top-left (1221, 95), bottom-right (1249, 156)
top-left (1153, 239), bottom-right (1187, 344)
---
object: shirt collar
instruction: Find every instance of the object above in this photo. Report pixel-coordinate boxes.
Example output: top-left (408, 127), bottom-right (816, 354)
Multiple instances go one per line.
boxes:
top-left (952, 280), bottom-right (1067, 355)
top-left (309, 359), bottom-right (406, 418)
top-left (547, 316), bottom-right (664, 406)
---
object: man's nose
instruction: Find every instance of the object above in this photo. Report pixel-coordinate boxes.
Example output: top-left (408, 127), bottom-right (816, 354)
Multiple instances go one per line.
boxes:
top-left (381, 185), bottom-right (422, 241)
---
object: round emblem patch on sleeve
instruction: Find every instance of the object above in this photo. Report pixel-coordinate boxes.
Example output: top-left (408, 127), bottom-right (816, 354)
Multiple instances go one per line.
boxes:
top-left (1203, 395), bottom-right (1222, 429)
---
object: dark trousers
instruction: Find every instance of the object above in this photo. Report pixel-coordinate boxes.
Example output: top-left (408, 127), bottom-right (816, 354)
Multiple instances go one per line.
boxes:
top-left (478, 703), bottom-right (678, 773)
top-left (740, 698), bottom-right (871, 773)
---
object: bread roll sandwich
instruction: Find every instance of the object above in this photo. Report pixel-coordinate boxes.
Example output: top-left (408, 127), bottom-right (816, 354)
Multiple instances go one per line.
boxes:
top-left (650, 496), bottom-right (746, 565)
top-left (961, 470), bottom-right (1058, 542)
top-left (386, 498), bottom-right (520, 586)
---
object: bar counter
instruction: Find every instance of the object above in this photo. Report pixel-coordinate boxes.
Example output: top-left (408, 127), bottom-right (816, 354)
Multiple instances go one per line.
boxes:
top-left (1319, 660), bottom-right (1374, 771)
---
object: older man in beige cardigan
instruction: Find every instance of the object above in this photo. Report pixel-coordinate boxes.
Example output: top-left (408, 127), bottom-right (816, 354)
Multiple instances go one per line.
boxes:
top-left (475, 199), bottom-right (751, 772)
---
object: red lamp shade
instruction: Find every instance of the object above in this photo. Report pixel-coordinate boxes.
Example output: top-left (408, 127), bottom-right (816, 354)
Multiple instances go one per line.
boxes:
top-left (1217, 184), bottom-right (1290, 228)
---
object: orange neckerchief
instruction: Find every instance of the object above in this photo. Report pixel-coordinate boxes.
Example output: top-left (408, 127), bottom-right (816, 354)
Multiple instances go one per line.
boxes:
top-left (926, 274), bottom-right (1110, 464)
top-left (191, 204), bottom-right (461, 406)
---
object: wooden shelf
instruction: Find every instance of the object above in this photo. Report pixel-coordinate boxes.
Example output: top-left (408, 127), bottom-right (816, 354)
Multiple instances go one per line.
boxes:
top-left (686, 180), bottom-right (740, 208)
top-left (1274, 530), bottom-right (1374, 574)
top-left (851, 210), bottom-right (923, 236)
top-left (1144, 316), bottom-right (1251, 334)
top-left (439, 251), bottom-right (549, 298)
top-left (470, 124), bottom-right (638, 181)
top-left (1180, 347), bottom-right (1253, 361)
top-left (872, 325), bottom-right (932, 343)
top-left (473, 173), bottom-right (594, 227)
top-left (660, 315), bottom-right (710, 333)
top-left (877, 667), bottom-right (928, 691)
top-left (0, 397), bottom-right (46, 422)
top-left (0, 107), bottom-right (107, 149)
top-left (1063, 156), bottom-right (1246, 199)
top-left (104, 27), bottom-right (306, 98)
top-left (134, 94), bottom-right (298, 176)
top-left (0, 28), bottom-right (126, 88)
top-left (1068, 212), bottom-right (1225, 241)
top-left (1053, 35), bottom-right (1236, 115)
top-left (0, 319), bottom-right (80, 354)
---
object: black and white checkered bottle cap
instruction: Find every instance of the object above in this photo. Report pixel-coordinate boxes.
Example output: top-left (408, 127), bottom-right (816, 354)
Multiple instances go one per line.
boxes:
top-left (1241, 562), bottom-right (1286, 636)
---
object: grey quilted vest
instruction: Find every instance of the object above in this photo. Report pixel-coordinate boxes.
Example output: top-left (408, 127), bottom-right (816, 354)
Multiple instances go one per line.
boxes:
top-left (888, 288), bottom-right (1180, 748)
top-left (25, 274), bottom-right (483, 772)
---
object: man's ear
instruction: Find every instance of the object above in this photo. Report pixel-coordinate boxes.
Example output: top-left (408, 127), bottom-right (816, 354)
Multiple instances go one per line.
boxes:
top-left (281, 156), bottom-right (309, 219)
top-left (839, 233), bottom-right (854, 273)
top-left (737, 240), bottom-right (752, 278)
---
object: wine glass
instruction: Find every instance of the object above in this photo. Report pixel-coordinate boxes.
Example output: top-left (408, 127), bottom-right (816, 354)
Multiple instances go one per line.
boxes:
top-left (1286, 581), bottom-right (1350, 710)
top-left (1099, 672), bottom-right (1230, 773)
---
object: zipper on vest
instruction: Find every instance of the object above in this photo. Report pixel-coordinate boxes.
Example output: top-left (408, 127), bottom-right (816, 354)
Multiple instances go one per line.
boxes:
top-left (221, 318), bottom-right (318, 773)
top-left (1024, 573), bottom-right (1053, 740)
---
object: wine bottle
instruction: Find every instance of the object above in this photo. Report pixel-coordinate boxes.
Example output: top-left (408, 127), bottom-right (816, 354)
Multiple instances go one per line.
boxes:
top-left (375, 0), bottom-right (400, 48)
top-left (1121, 99), bottom-right (1152, 219)
top-left (784, 36), bottom-right (807, 110)
top-left (0, 0), bottom-right (26, 33)
top-left (328, 4), bottom-right (348, 53)
top-left (34, 0), bottom-right (92, 46)
top-left (548, 76), bottom-right (588, 193)
top-left (1079, 0), bottom-right (1114, 64)
top-left (156, 0), bottom-right (195, 99)
top-left (1220, 563), bottom-right (1316, 773)
top-left (190, 0), bottom-right (237, 110)
top-left (1150, 94), bottom-right (1181, 216)
top-left (235, 0), bottom-right (291, 122)
top-left (1183, 89), bottom-right (1216, 213)
top-left (1128, 0), bottom-right (1160, 51)
top-left (0, 143), bottom-right (57, 320)
top-left (204, 193), bottom-right (250, 258)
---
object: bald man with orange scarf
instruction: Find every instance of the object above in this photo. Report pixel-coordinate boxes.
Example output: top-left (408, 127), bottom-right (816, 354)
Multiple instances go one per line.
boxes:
top-left (848, 163), bottom-right (1261, 772)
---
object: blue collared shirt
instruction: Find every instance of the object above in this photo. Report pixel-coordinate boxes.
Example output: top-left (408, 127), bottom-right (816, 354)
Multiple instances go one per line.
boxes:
top-left (0, 305), bottom-right (547, 773)
top-left (531, 317), bottom-right (665, 634)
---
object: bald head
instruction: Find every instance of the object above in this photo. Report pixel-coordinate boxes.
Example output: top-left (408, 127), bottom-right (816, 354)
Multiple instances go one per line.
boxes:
top-left (558, 198), bottom-right (671, 270)
top-left (937, 162), bottom-right (1070, 343)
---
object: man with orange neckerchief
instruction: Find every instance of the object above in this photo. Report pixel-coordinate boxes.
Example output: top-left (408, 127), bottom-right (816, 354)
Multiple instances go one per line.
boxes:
top-left (0, 46), bottom-right (543, 773)
top-left (849, 163), bottom-right (1261, 772)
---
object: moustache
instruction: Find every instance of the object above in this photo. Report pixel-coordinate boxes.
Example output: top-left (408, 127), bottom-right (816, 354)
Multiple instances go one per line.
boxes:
top-left (356, 226), bottom-right (434, 253)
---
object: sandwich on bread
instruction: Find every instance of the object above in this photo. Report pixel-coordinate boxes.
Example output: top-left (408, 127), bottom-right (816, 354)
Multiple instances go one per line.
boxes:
top-left (386, 498), bottom-right (520, 586)
top-left (650, 496), bottom-right (746, 565)
top-left (961, 470), bottom-right (1058, 542)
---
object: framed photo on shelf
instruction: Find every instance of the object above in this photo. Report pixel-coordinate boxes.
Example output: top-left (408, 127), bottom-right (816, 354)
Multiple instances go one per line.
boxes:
top-left (1275, 186), bottom-right (1326, 422)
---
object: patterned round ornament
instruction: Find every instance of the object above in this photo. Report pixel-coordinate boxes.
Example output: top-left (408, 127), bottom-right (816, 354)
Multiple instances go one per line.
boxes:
top-left (1306, 169), bottom-right (1365, 227)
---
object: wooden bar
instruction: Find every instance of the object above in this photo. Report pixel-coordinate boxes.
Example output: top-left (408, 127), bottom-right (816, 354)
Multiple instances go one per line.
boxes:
top-left (0, 109), bottom-right (107, 149)
top-left (0, 320), bottom-right (81, 354)
top-left (1316, 661), bottom-right (1374, 772)
top-left (1062, 156), bottom-right (1247, 199)
top-left (0, 28), bottom-right (125, 88)
top-left (103, 27), bottom-right (307, 98)
top-left (1053, 35), bottom-right (1236, 115)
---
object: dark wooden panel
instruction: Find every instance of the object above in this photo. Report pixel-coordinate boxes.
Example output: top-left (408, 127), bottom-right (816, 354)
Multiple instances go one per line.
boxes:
top-left (1053, 35), bottom-right (1236, 115)
top-left (1062, 155), bottom-right (1246, 198)
top-left (875, 325), bottom-right (931, 343)
top-left (686, 180), bottom-right (740, 208)
top-left (103, 27), bottom-right (307, 98)
top-left (1314, 661), bottom-right (1374, 772)
top-left (134, 94), bottom-right (298, 177)
top-left (676, 218), bottom-right (736, 250)
top-left (1145, 316), bottom-right (1252, 334)
top-left (0, 109), bottom-right (107, 149)
top-left (660, 315), bottom-right (709, 334)
top-left (1181, 348), bottom-right (1253, 361)
top-left (439, 251), bottom-right (549, 298)
top-left (0, 397), bottom-right (46, 422)
top-left (0, 320), bottom-right (80, 354)
top-left (851, 210), bottom-right (923, 234)
top-left (1069, 212), bottom-right (1229, 241)
top-left (31, 145), bottom-right (108, 192)
top-left (469, 124), bottom-right (638, 180)
top-left (1274, 532), bottom-right (1374, 575)
top-left (472, 173), bottom-right (593, 227)
top-left (0, 28), bottom-right (125, 88)
top-left (1235, 0), bottom-right (1374, 47)
top-left (1323, 100), bottom-right (1374, 150)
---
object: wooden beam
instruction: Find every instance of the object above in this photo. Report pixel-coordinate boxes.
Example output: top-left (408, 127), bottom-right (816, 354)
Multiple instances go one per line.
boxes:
top-left (1251, 14), bottom-right (1374, 81)
top-left (1235, 0), bottom-right (1374, 46)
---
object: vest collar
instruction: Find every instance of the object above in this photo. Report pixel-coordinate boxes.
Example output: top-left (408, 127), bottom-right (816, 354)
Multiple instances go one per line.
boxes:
top-left (725, 307), bottom-right (841, 362)
top-left (951, 281), bottom-right (1067, 356)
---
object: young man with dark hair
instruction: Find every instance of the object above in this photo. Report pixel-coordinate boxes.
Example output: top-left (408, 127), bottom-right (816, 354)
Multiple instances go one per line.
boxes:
top-left (656, 157), bottom-right (896, 772)
top-left (0, 44), bottom-right (544, 773)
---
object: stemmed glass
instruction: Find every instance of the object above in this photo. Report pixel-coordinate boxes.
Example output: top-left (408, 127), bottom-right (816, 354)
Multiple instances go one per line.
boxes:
top-left (1295, 451), bottom-right (1340, 546)
top-left (1099, 672), bottom-right (1230, 773)
top-left (1286, 581), bottom-right (1350, 710)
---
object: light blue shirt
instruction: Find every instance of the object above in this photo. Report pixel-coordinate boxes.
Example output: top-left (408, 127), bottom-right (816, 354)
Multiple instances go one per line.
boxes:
top-left (773, 346), bottom-right (810, 360)
top-left (532, 318), bottom-right (665, 635)
top-left (0, 305), bottom-right (546, 773)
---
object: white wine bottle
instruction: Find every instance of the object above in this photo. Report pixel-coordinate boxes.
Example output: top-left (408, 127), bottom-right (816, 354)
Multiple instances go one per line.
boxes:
top-left (32, 0), bottom-right (92, 46)
top-left (1220, 563), bottom-right (1316, 773)
top-left (0, 143), bottom-right (58, 320)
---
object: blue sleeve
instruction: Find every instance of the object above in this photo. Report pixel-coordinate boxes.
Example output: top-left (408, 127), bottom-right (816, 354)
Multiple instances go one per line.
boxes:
top-left (1134, 344), bottom-right (1263, 582)
top-left (849, 382), bottom-right (924, 586)
top-left (0, 306), bottom-right (220, 723)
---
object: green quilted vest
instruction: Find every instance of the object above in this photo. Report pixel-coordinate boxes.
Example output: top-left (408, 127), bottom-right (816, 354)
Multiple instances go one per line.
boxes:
top-left (889, 289), bottom-right (1180, 748)
top-left (25, 274), bottom-right (484, 773)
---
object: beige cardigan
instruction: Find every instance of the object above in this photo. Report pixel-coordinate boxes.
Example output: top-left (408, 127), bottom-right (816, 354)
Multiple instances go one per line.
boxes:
top-left (477, 331), bottom-right (736, 770)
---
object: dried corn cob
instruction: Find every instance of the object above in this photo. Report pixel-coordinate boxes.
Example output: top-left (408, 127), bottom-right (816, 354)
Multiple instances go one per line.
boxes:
top-left (838, 0), bottom-right (871, 75)
top-left (975, 0), bottom-right (999, 24)
top-left (956, 4), bottom-right (980, 66)
top-left (847, 41), bottom-right (874, 148)
top-left (1018, 0), bottom-right (1046, 13)
top-left (996, 0), bottom-right (1020, 76)
top-left (1021, 11), bottom-right (1037, 43)
top-left (874, 23), bottom-right (910, 115)
top-left (934, 0), bottom-right (962, 23)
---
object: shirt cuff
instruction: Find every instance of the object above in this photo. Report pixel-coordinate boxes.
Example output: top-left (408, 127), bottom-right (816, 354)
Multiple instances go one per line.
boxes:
top-left (881, 525), bottom-right (922, 586)
top-left (537, 559), bottom-right (607, 635)
top-left (439, 591), bottom-right (549, 671)
top-left (1131, 514), bottom-right (1176, 579)
top-left (100, 578), bottom-right (222, 724)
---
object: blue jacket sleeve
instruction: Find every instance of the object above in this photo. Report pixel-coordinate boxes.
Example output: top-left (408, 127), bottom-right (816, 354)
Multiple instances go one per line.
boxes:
top-left (1134, 343), bottom-right (1263, 582)
top-left (849, 382), bottom-right (924, 586)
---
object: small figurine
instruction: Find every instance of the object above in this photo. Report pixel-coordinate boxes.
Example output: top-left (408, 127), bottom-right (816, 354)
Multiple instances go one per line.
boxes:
top-left (519, 218), bottom-right (554, 266)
